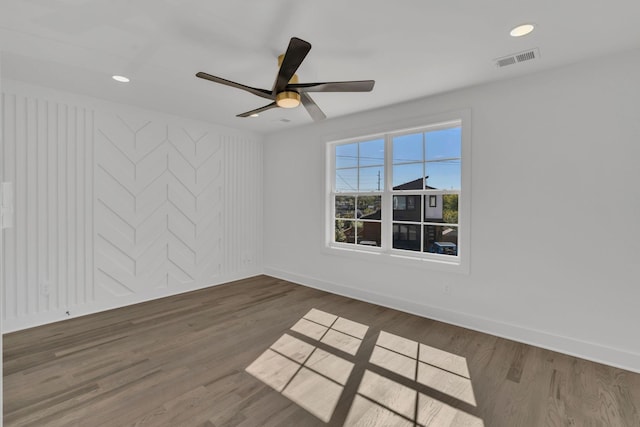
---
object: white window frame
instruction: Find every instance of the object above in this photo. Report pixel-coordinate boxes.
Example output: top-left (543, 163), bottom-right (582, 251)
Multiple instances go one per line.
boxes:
top-left (324, 109), bottom-right (471, 274)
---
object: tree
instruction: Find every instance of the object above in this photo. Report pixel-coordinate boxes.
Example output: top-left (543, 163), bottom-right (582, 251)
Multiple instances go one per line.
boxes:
top-left (335, 220), bottom-right (347, 242)
top-left (442, 194), bottom-right (458, 224)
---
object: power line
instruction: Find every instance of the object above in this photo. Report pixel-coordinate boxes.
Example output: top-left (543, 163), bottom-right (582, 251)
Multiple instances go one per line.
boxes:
top-left (336, 172), bottom-right (357, 191)
top-left (337, 155), bottom-right (460, 164)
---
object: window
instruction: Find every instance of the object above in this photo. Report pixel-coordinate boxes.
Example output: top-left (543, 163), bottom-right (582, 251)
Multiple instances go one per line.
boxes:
top-left (392, 127), bottom-right (460, 255)
top-left (334, 139), bottom-right (384, 247)
top-left (327, 112), bottom-right (469, 272)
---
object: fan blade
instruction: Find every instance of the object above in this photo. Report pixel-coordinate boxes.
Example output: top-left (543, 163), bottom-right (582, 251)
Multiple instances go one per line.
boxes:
top-left (196, 72), bottom-right (273, 100)
top-left (237, 102), bottom-right (278, 117)
top-left (300, 93), bottom-right (326, 122)
top-left (287, 80), bottom-right (375, 92)
top-left (272, 37), bottom-right (311, 95)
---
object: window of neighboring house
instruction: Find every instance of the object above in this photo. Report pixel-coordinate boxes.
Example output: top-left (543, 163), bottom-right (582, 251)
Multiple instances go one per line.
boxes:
top-left (393, 196), bottom-right (406, 210)
top-left (327, 111), bottom-right (469, 272)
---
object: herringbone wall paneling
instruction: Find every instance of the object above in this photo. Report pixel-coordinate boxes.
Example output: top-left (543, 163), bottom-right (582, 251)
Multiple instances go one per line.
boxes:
top-left (94, 116), bottom-right (229, 295)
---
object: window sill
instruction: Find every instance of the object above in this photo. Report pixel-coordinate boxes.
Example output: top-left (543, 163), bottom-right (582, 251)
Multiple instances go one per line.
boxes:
top-left (323, 244), bottom-right (469, 275)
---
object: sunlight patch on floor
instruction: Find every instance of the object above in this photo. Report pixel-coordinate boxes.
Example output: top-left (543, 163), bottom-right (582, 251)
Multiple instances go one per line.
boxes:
top-left (345, 394), bottom-right (415, 427)
top-left (246, 310), bottom-right (362, 422)
top-left (245, 308), bottom-right (484, 426)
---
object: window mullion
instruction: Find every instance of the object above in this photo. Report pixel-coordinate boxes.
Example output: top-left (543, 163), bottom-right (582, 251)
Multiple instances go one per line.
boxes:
top-left (421, 131), bottom-right (425, 253)
top-left (328, 144), bottom-right (335, 246)
top-left (381, 134), bottom-right (393, 252)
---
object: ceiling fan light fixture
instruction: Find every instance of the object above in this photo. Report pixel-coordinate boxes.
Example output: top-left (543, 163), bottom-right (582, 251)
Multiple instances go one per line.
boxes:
top-left (196, 37), bottom-right (374, 122)
top-left (112, 75), bottom-right (130, 83)
top-left (510, 23), bottom-right (535, 37)
top-left (276, 91), bottom-right (301, 108)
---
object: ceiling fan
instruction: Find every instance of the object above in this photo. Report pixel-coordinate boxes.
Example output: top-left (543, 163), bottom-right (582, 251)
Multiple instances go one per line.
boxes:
top-left (196, 37), bottom-right (375, 121)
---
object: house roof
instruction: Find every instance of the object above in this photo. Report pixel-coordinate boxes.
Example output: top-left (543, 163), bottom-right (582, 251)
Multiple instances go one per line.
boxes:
top-left (359, 210), bottom-right (381, 221)
top-left (393, 178), bottom-right (437, 191)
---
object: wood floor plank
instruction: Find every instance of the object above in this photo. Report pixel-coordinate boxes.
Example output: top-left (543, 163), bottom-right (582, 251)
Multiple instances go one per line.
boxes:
top-left (4, 275), bottom-right (640, 426)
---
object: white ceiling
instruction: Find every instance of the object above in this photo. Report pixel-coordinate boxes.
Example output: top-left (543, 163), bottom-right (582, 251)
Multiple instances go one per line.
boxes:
top-left (2, 0), bottom-right (640, 134)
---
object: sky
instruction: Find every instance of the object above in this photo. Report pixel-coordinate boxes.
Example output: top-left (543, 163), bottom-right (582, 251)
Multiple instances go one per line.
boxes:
top-left (335, 127), bottom-right (461, 192)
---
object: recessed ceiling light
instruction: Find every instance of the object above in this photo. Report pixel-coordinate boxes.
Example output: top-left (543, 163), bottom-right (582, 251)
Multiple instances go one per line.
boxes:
top-left (510, 24), bottom-right (535, 37)
top-left (249, 113), bottom-right (259, 117)
top-left (112, 75), bottom-right (130, 83)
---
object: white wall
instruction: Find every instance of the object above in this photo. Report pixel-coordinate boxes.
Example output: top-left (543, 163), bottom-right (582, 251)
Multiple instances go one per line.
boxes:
top-left (1, 80), bottom-right (263, 332)
top-left (263, 48), bottom-right (640, 372)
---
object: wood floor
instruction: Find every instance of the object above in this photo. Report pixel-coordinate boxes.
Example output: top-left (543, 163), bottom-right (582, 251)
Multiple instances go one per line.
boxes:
top-left (3, 275), bottom-right (640, 426)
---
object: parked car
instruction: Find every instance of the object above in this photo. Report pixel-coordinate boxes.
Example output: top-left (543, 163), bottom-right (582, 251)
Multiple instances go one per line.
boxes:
top-left (428, 242), bottom-right (457, 256)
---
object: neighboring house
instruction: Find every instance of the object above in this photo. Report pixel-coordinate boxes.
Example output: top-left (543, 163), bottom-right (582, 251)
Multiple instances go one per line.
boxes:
top-left (392, 177), bottom-right (443, 222)
top-left (358, 209), bottom-right (381, 245)
top-left (355, 177), bottom-right (455, 249)
top-left (392, 177), bottom-right (452, 251)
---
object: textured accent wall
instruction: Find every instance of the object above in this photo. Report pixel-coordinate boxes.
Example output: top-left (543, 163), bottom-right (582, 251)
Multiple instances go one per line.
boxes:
top-left (1, 85), bottom-right (262, 332)
top-left (1, 93), bottom-right (94, 320)
top-left (94, 116), bottom-right (225, 296)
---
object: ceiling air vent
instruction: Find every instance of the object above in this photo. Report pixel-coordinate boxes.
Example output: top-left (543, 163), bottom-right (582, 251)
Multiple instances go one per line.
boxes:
top-left (495, 48), bottom-right (540, 68)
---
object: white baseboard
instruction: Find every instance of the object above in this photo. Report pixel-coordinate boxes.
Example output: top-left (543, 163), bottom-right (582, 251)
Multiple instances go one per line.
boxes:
top-left (264, 266), bottom-right (640, 374)
top-left (2, 270), bottom-right (262, 334)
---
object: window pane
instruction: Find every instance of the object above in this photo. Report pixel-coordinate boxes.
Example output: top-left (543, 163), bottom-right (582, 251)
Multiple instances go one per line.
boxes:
top-left (359, 166), bottom-right (384, 192)
top-left (357, 195), bottom-right (381, 219)
top-left (335, 195), bottom-right (355, 218)
top-left (393, 223), bottom-right (421, 251)
top-left (393, 133), bottom-right (423, 164)
top-left (336, 143), bottom-right (358, 168)
top-left (393, 163), bottom-right (424, 189)
top-left (425, 127), bottom-right (461, 161)
top-left (425, 159), bottom-right (461, 190)
top-left (393, 195), bottom-right (421, 222)
top-left (357, 221), bottom-right (381, 247)
top-left (424, 225), bottom-right (458, 256)
top-left (359, 139), bottom-right (385, 167)
top-left (442, 194), bottom-right (459, 224)
top-left (335, 220), bottom-right (356, 244)
top-left (335, 168), bottom-right (358, 192)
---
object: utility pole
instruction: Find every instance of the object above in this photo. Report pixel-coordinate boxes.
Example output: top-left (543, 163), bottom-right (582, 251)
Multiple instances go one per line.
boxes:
top-left (377, 170), bottom-right (381, 191)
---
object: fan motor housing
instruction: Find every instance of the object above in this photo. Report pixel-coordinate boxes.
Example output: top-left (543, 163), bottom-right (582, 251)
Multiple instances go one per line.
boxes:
top-left (276, 91), bottom-right (300, 108)
top-left (276, 54), bottom-right (300, 108)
